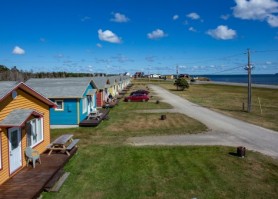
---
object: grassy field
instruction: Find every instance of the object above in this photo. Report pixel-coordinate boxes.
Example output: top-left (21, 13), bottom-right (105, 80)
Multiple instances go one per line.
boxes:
top-left (42, 84), bottom-right (278, 199)
top-left (157, 82), bottom-right (278, 131)
top-left (44, 145), bottom-right (278, 199)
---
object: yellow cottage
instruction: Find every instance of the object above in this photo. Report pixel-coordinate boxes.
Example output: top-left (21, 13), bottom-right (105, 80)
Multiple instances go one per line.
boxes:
top-left (0, 82), bottom-right (56, 185)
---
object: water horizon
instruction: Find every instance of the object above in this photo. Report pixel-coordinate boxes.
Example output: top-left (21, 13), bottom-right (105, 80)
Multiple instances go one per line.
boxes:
top-left (193, 74), bottom-right (278, 85)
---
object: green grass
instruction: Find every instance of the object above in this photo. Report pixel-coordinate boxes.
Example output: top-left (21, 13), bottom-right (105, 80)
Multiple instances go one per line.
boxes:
top-left (43, 145), bottom-right (278, 199)
top-left (158, 83), bottom-right (278, 131)
top-left (42, 83), bottom-right (278, 199)
top-left (115, 100), bottom-right (172, 111)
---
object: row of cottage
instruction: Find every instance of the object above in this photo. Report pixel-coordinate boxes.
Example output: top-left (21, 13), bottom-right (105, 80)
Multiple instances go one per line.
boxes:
top-left (0, 75), bottom-right (131, 185)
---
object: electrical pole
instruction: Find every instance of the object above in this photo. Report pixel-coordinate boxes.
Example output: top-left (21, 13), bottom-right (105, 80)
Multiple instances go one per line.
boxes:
top-left (176, 65), bottom-right (179, 90)
top-left (246, 48), bottom-right (252, 113)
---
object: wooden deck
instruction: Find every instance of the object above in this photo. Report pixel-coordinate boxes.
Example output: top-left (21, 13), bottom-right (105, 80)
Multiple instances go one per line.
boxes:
top-left (0, 147), bottom-right (78, 199)
top-left (79, 109), bottom-right (110, 127)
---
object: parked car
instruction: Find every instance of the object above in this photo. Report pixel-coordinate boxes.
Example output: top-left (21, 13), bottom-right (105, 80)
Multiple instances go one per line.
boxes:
top-left (130, 89), bottom-right (149, 95)
top-left (124, 93), bottom-right (150, 102)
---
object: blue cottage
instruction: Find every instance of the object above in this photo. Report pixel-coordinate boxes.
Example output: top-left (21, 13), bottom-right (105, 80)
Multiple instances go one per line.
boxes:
top-left (26, 77), bottom-right (97, 127)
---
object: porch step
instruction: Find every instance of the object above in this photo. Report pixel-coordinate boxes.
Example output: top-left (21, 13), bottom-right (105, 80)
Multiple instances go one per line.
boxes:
top-left (44, 170), bottom-right (70, 192)
top-left (50, 172), bottom-right (70, 192)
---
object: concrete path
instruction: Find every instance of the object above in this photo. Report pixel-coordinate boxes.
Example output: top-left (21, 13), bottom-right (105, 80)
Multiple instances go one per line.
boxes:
top-left (127, 85), bottom-right (278, 159)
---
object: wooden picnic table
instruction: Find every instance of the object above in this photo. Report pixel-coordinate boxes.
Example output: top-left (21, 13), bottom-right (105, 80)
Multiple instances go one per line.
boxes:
top-left (47, 134), bottom-right (79, 156)
top-left (88, 112), bottom-right (103, 120)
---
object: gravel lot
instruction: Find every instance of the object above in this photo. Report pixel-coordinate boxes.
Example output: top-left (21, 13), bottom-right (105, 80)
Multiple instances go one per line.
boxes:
top-left (128, 84), bottom-right (278, 159)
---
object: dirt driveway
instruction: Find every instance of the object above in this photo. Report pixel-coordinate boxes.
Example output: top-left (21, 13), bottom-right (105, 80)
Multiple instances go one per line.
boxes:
top-left (127, 85), bottom-right (278, 159)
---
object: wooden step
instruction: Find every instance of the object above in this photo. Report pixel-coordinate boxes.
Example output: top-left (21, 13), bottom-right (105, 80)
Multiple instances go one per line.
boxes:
top-left (44, 170), bottom-right (65, 192)
top-left (49, 172), bottom-right (70, 192)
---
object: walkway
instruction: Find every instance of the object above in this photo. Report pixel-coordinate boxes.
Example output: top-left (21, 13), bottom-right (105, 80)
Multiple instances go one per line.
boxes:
top-left (128, 85), bottom-right (278, 159)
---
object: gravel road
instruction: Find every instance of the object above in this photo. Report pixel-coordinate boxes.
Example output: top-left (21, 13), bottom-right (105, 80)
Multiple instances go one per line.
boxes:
top-left (127, 85), bottom-right (278, 159)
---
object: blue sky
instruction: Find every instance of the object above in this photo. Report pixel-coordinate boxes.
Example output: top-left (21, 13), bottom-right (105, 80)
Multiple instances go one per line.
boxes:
top-left (0, 0), bottom-right (278, 75)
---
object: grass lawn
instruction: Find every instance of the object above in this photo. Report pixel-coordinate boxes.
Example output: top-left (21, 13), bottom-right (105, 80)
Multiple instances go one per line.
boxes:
top-left (158, 82), bottom-right (278, 131)
top-left (43, 144), bottom-right (278, 199)
top-left (42, 84), bottom-right (278, 199)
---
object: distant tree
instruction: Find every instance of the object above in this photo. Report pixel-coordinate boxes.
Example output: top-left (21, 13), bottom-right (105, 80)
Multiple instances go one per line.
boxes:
top-left (0, 65), bottom-right (9, 72)
top-left (174, 78), bottom-right (189, 91)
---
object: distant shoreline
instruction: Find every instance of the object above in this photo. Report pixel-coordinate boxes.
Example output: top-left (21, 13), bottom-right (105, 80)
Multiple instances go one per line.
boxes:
top-left (192, 80), bottom-right (278, 89)
top-left (194, 74), bottom-right (278, 86)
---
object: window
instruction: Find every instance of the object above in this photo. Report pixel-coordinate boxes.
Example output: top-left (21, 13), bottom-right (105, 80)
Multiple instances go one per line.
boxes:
top-left (82, 97), bottom-right (87, 114)
top-left (55, 100), bottom-right (64, 111)
top-left (26, 118), bottom-right (44, 147)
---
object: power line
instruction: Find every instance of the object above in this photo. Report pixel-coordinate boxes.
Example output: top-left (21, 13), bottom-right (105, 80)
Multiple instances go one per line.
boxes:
top-left (210, 65), bottom-right (244, 74)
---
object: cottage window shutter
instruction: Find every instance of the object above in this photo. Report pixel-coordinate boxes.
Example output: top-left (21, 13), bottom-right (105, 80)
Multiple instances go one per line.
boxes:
top-left (26, 122), bottom-right (32, 147)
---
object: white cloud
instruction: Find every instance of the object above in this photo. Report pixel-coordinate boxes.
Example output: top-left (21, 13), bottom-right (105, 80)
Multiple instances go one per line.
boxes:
top-left (232, 0), bottom-right (278, 27)
top-left (87, 65), bottom-right (93, 72)
top-left (81, 16), bottom-right (91, 22)
top-left (221, 14), bottom-right (230, 20)
top-left (98, 29), bottom-right (122, 43)
top-left (267, 14), bottom-right (278, 27)
top-left (12, 46), bottom-right (25, 55)
top-left (173, 14), bottom-right (179, 20)
top-left (145, 56), bottom-right (156, 62)
top-left (110, 12), bottom-right (129, 23)
top-left (187, 12), bottom-right (200, 20)
top-left (147, 29), bottom-right (167, 39)
top-left (54, 53), bottom-right (64, 59)
top-left (189, 27), bottom-right (197, 32)
top-left (96, 43), bottom-right (102, 48)
top-left (207, 25), bottom-right (237, 40)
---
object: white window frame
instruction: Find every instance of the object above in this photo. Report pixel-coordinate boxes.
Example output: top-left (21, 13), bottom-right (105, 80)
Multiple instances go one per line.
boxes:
top-left (27, 117), bottom-right (44, 147)
top-left (54, 100), bottom-right (64, 111)
top-left (82, 97), bottom-right (87, 114)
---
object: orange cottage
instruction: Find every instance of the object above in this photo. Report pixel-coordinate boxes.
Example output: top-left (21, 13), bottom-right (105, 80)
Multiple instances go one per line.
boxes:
top-left (0, 81), bottom-right (56, 185)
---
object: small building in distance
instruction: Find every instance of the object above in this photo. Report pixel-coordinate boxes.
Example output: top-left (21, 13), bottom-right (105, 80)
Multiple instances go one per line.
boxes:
top-left (133, 72), bottom-right (144, 78)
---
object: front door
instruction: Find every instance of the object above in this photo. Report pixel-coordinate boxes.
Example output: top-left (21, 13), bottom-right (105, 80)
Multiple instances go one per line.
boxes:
top-left (8, 127), bottom-right (22, 174)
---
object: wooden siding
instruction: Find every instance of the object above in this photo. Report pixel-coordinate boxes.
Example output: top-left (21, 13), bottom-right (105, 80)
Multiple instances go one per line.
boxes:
top-left (50, 99), bottom-right (78, 125)
top-left (96, 91), bottom-right (103, 107)
top-left (79, 84), bottom-right (94, 122)
top-left (108, 87), bottom-right (114, 97)
top-left (0, 88), bottom-right (51, 185)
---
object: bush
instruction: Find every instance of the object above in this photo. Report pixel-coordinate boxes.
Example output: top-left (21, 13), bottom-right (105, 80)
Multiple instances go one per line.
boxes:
top-left (174, 78), bottom-right (189, 91)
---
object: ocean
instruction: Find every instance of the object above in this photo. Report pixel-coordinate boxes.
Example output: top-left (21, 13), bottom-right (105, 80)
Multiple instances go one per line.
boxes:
top-left (198, 74), bottom-right (278, 85)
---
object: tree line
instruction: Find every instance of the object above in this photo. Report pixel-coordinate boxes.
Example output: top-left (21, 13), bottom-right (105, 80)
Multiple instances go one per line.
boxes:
top-left (0, 65), bottom-right (95, 82)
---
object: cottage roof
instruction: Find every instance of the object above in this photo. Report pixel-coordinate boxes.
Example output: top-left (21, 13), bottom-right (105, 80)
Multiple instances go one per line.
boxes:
top-left (0, 81), bottom-right (17, 100)
top-left (0, 82), bottom-right (56, 107)
top-left (91, 77), bottom-right (109, 89)
top-left (26, 77), bottom-right (93, 98)
top-left (0, 109), bottom-right (43, 127)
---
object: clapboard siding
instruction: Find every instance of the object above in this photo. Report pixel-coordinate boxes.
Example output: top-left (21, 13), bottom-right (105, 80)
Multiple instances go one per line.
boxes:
top-left (0, 87), bottom-right (51, 185)
top-left (96, 91), bottom-right (103, 107)
top-left (50, 99), bottom-right (78, 125)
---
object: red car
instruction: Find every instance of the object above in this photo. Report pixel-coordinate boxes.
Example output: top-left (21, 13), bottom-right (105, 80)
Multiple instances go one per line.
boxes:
top-left (124, 93), bottom-right (150, 102)
top-left (130, 89), bottom-right (149, 96)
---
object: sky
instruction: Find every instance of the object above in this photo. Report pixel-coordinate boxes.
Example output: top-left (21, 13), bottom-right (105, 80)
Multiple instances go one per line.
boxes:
top-left (0, 0), bottom-right (278, 75)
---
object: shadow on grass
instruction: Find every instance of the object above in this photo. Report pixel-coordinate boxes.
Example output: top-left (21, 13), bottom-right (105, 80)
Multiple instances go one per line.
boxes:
top-left (168, 88), bottom-right (187, 92)
top-left (228, 152), bottom-right (240, 157)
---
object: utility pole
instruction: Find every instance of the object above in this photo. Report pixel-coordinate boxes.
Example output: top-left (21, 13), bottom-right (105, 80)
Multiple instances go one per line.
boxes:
top-left (246, 48), bottom-right (252, 113)
top-left (176, 65), bottom-right (179, 90)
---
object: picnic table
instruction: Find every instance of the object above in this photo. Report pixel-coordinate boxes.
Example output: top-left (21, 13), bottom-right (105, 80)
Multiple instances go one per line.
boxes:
top-left (47, 134), bottom-right (79, 156)
top-left (88, 111), bottom-right (103, 120)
